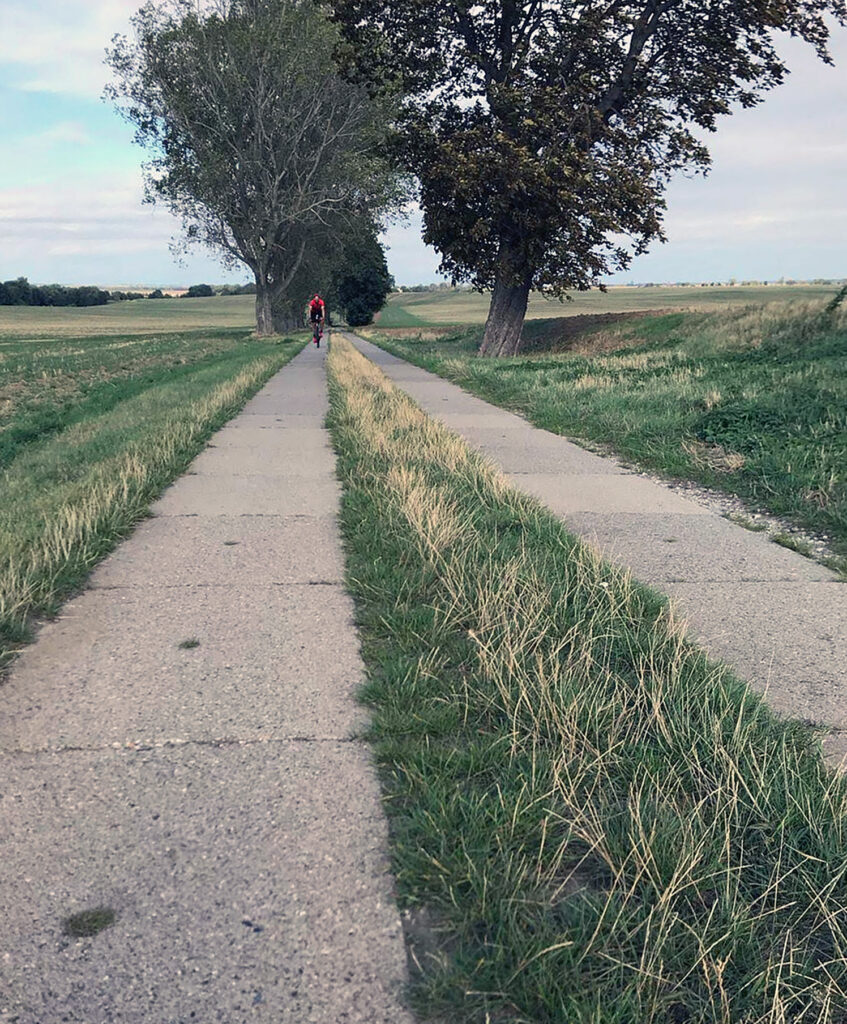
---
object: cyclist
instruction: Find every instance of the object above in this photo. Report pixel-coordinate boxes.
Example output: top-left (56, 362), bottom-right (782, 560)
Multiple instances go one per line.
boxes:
top-left (308, 293), bottom-right (326, 347)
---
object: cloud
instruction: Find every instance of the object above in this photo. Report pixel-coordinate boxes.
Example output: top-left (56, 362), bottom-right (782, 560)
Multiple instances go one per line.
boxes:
top-left (0, 170), bottom-right (176, 259)
top-left (0, 168), bottom-right (242, 284)
top-left (0, 1), bottom-right (139, 98)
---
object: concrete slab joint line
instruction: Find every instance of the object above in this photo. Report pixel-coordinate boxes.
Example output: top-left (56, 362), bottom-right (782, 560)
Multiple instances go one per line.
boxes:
top-left (0, 344), bottom-right (415, 1024)
top-left (346, 332), bottom-right (847, 769)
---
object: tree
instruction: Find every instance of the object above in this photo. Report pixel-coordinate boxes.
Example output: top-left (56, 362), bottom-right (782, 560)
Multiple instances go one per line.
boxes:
top-left (148, 288), bottom-right (166, 299)
top-left (185, 283), bottom-right (214, 297)
top-left (107, 0), bottom-right (401, 336)
top-left (0, 278), bottom-right (32, 306)
top-left (333, 225), bottom-right (393, 326)
top-left (332, 0), bottom-right (847, 355)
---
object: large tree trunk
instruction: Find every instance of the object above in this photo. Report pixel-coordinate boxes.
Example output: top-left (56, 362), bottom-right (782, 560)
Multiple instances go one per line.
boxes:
top-left (479, 241), bottom-right (532, 358)
top-left (255, 276), bottom-right (274, 337)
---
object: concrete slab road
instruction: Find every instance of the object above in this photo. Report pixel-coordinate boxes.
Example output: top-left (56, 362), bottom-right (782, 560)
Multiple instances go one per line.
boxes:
top-left (347, 333), bottom-right (847, 767)
top-left (0, 343), bottom-right (414, 1023)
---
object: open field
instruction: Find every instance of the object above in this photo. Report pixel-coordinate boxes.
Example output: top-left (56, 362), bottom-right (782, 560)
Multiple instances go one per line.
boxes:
top-left (0, 294), bottom-right (256, 337)
top-left (365, 298), bottom-right (847, 566)
top-left (1, 318), bottom-right (305, 661)
top-left (377, 283), bottom-right (844, 327)
top-left (328, 334), bottom-right (847, 1023)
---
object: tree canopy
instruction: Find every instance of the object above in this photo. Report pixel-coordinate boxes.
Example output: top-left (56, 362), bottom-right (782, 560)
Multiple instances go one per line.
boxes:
top-left (332, 0), bottom-right (847, 354)
top-left (108, 0), bottom-right (401, 335)
top-left (333, 223), bottom-right (394, 326)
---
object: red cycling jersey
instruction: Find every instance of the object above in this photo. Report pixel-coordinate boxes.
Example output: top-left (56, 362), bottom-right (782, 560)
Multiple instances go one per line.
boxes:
top-left (309, 297), bottom-right (325, 319)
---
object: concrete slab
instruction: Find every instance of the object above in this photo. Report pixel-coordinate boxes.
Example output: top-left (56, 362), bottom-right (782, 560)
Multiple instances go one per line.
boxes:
top-left (240, 392), bottom-right (328, 416)
top-left (209, 422), bottom-right (327, 446)
top-left (201, 426), bottom-right (329, 452)
top-left (435, 411), bottom-right (532, 431)
top-left (152, 475), bottom-right (340, 516)
top-left (509, 472), bottom-right (707, 514)
top-left (89, 516), bottom-right (344, 588)
top-left (461, 428), bottom-right (625, 475)
top-left (665, 581), bottom-right (847, 726)
top-left (215, 414), bottom-right (317, 430)
top-left (0, 585), bottom-right (366, 751)
top-left (564, 512), bottom-right (834, 582)
top-left (0, 743), bottom-right (412, 1024)
top-left (823, 730), bottom-right (847, 768)
top-left (0, 335), bottom-right (413, 1020)
top-left (240, 394), bottom-right (327, 417)
top-left (378, 366), bottom-right (437, 383)
top-left (190, 444), bottom-right (336, 478)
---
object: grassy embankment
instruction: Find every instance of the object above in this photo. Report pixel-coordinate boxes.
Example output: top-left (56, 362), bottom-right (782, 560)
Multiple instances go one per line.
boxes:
top-left (376, 283), bottom-right (844, 328)
top-left (365, 299), bottom-right (847, 568)
top-left (0, 324), bottom-right (305, 664)
top-left (328, 334), bottom-right (847, 1023)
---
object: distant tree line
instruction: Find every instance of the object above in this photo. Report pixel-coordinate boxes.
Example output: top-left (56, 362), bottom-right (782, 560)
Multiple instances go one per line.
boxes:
top-left (0, 279), bottom-right (263, 306)
top-left (0, 277), bottom-right (111, 307)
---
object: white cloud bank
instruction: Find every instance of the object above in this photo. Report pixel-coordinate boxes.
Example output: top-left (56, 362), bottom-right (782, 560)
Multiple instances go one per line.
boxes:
top-left (0, 0), bottom-right (138, 97)
top-left (0, 170), bottom-right (239, 284)
top-left (0, 3), bottom-right (844, 284)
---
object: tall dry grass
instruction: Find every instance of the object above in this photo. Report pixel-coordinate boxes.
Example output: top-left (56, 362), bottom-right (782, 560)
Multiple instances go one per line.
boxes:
top-left (1, 351), bottom-right (299, 662)
top-left (328, 334), bottom-right (847, 1023)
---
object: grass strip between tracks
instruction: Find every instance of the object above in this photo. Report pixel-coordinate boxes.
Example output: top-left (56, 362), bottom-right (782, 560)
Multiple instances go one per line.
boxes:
top-left (364, 299), bottom-right (847, 569)
top-left (327, 334), bottom-right (847, 1024)
top-left (1, 334), bottom-right (305, 663)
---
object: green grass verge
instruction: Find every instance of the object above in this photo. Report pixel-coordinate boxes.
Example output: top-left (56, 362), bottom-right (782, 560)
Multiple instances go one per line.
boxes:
top-left (1, 328), bottom-right (306, 662)
top-left (364, 300), bottom-right (847, 566)
top-left (327, 335), bottom-right (847, 1024)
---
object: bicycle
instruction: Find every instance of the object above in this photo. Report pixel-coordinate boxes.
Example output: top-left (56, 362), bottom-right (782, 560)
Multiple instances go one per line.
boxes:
top-left (311, 317), bottom-right (324, 348)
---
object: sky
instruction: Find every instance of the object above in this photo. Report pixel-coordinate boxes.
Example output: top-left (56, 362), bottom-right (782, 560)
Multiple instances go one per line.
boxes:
top-left (0, 0), bottom-right (845, 288)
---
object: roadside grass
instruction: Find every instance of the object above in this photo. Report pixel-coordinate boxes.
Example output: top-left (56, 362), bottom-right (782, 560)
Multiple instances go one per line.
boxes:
top-left (364, 300), bottom-right (847, 565)
top-left (327, 334), bottom-right (847, 1024)
top-left (0, 329), bottom-right (305, 664)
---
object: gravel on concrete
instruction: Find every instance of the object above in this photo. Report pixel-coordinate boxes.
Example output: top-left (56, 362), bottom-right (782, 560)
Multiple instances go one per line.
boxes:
top-left (0, 342), bottom-right (414, 1023)
top-left (348, 333), bottom-right (847, 767)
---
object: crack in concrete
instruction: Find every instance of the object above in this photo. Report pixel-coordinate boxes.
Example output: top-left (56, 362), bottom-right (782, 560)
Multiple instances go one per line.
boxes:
top-left (152, 512), bottom-right (337, 520)
top-left (88, 580), bottom-right (344, 591)
top-left (0, 734), bottom-right (361, 757)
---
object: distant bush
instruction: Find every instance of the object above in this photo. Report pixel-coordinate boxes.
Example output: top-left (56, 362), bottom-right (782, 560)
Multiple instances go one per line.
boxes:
top-left (147, 289), bottom-right (166, 299)
top-left (0, 277), bottom-right (110, 307)
top-left (184, 283), bottom-right (214, 298)
top-left (217, 282), bottom-right (256, 295)
top-left (111, 291), bottom-right (145, 301)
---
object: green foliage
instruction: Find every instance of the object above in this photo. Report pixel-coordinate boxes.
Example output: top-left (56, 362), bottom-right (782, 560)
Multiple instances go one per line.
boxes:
top-left (107, 0), bottom-right (401, 334)
top-left (333, 227), bottom-right (392, 326)
top-left (147, 288), bottom-right (165, 299)
top-left (0, 277), bottom-right (110, 307)
top-left (333, 0), bottom-right (847, 352)
top-left (184, 283), bottom-right (214, 298)
top-left (826, 284), bottom-right (847, 314)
